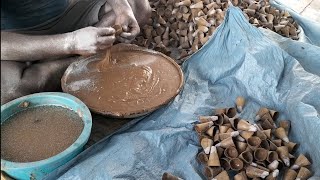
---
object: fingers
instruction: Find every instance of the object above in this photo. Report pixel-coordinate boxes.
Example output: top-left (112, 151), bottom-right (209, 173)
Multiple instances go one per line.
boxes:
top-left (97, 36), bottom-right (116, 45)
top-left (97, 27), bottom-right (115, 36)
top-left (120, 25), bottom-right (140, 40)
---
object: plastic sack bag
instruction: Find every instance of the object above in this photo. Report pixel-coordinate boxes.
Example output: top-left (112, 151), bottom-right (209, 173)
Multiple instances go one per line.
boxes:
top-left (45, 6), bottom-right (320, 180)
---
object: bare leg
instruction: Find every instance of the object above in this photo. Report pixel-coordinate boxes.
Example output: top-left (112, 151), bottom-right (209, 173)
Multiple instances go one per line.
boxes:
top-left (1, 56), bottom-right (80, 105)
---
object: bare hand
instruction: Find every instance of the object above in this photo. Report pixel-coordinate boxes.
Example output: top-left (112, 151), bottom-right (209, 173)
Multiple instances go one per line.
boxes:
top-left (71, 27), bottom-right (115, 56)
top-left (115, 10), bottom-right (140, 43)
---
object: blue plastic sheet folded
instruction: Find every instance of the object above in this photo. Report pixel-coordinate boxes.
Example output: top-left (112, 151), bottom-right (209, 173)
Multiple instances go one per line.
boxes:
top-left (46, 6), bottom-right (320, 180)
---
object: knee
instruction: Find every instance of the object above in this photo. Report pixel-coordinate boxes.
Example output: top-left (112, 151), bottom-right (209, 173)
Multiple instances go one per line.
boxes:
top-left (129, 0), bottom-right (152, 27)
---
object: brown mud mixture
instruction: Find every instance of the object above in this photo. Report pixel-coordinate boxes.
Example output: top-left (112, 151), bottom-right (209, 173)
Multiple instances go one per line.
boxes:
top-left (1, 106), bottom-right (84, 162)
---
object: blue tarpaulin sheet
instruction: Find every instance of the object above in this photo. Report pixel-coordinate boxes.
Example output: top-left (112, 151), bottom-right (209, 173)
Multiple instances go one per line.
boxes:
top-left (45, 4), bottom-right (320, 180)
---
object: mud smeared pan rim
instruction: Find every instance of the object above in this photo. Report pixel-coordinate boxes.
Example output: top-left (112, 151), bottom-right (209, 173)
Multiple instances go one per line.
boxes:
top-left (61, 43), bottom-right (184, 118)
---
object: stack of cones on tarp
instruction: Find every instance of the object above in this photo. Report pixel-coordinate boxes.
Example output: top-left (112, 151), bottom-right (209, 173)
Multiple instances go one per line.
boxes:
top-left (194, 97), bottom-right (313, 180)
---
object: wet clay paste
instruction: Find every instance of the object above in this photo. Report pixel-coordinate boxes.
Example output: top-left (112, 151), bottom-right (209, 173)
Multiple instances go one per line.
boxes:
top-left (62, 44), bottom-right (183, 117)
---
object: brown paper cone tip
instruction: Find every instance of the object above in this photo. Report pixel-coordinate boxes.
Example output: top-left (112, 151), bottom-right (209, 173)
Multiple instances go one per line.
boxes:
top-left (224, 146), bottom-right (239, 159)
top-left (239, 151), bottom-right (253, 164)
top-left (237, 120), bottom-right (257, 132)
top-left (254, 148), bottom-right (268, 161)
top-left (256, 108), bottom-right (269, 121)
top-left (272, 139), bottom-right (282, 147)
top-left (219, 125), bottom-right (230, 133)
top-left (262, 129), bottom-right (272, 139)
top-left (296, 167), bottom-right (312, 180)
top-left (197, 152), bottom-right (209, 164)
top-left (277, 146), bottom-right (290, 167)
top-left (201, 138), bottom-right (213, 154)
top-left (246, 166), bottom-right (269, 178)
top-left (208, 146), bottom-right (221, 167)
top-left (206, 127), bottom-right (215, 137)
top-left (216, 137), bottom-right (235, 148)
top-left (234, 171), bottom-right (248, 180)
top-left (216, 146), bottom-right (225, 158)
top-left (212, 170), bottom-right (229, 180)
top-left (275, 127), bottom-right (289, 143)
top-left (175, 0), bottom-right (191, 7)
top-left (291, 154), bottom-right (311, 170)
top-left (268, 160), bottom-right (279, 171)
top-left (284, 169), bottom-right (297, 180)
top-left (236, 96), bottom-right (245, 112)
top-left (230, 158), bottom-right (244, 171)
top-left (240, 131), bottom-right (254, 140)
top-left (219, 131), bottom-right (239, 141)
top-left (261, 113), bottom-right (275, 125)
top-left (236, 141), bottom-right (248, 153)
top-left (279, 120), bottom-right (291, 135)
top-left (162, 172), bottom-right (182, 180)
top-left (214, 108), bottom-right (226, 115)
top-left (199, 115), bottom-right (219, 123)
top-left (195, 121), bottom-right (213, 133)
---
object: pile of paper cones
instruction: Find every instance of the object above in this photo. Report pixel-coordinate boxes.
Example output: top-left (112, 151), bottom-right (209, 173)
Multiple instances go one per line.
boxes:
top-left (195, 96), bottom-right (313, 180)
top-left (132, 0), bottom-right (300, 64)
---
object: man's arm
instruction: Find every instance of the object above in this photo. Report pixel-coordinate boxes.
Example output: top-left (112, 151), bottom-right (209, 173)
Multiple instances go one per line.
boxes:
top-left (1, 27), bottom-right (116, 61)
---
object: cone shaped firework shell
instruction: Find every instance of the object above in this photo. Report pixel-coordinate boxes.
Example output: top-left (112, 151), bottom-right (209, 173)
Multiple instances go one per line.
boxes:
top-left (206, 126), bottom-right (215, 137)
top-left (219, 131), bottom-right (239, 141)
top-left (279, 120), bottom-right (291, 135)
top-left (224, 146), bottom-right (239, 159)
top-left (269, 109), bottom-right (279, 120)
top-left (276, 146), bottom-right (290, 167)
top-left (246, 166), bottom-right (269, 178)
top-left (226, 107), bottom-right (237, 118)
top-left (255, 107), bottom-right (269, 121)
top-left (248, 136), bottom-right (261, 150)
top-left (195, 121), bottom-right (214, 133)
top-left (268, 160), bottom-right (280, 171)
top-left (215, 114), bottom-right (224, 125)
top-left (230, 158), bottom-right (244, 171)
top-left (199, 115), bottom-right (218, 123)
top-left (237, 119), bottom-right (257, 131)
top-left (260, 118), bottom-right (275, 130)
top-left (272, 139), bottom-right (282, 147)
top-left (296, 167), bottom-right (312, 180)
top-left (291, 154), bottom-right (311, 170)
top-left (284, 168), bottom-right (297, 180)
top-left (208, 146), bottom-right (220, 167)
top-left (260, 139), bottom-right (270, 150)
top-left (216, 137), bottom-right (235, 148)
top-left (228, 117), bottom-right (240, 129)
top-left (255, 130), bottom-right (268, 140)
top-left (274, 127), bottom-right (289, 143)
top-left (201, 137), bottom-right (213, 154)
top-left (254, 148), bottom-right (268, 161)
top-left (197, 151), bottom-right (209, 164)
top-left (267, 151), bottom-right (279, 163)
top-left (219, 125), bottom-right (230, 133)
top-left (220, 158), bottom-right (231, 170)
top-left (239, 151), bottom-right (253, 164)
top-left (235, 141), bottom-right (248, 154)
top-left (212, 170), bottom-right (230, 180)
top-left (236, 96), bottom-right (245, 112)
top-left (262, 129), bottom-right (272, 139)
top-left (268, 140), bottom-right (278, 151)
top-left (265, 169), bottom-right (279, 180)
top-left (240, 131), bottom-right (254, 140)
top-left (284, 141), bottom-right (298, 153)
top-left (251, 162), bottom-right (270, 172)
top-left (234, 171), bottom-right (248, 180)
top-left (204, 166), bottom-right (223, 179)
top-left (216, 146), bottom-right (225, 158)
